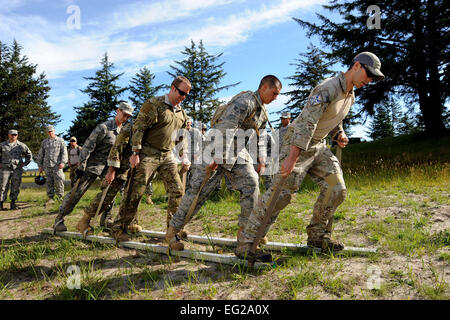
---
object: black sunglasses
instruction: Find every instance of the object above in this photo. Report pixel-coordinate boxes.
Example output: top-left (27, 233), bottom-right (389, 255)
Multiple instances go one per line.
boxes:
top-left (11, 134), bottom-right (18, 136)
top-left (361, 64), bottom-right (376, 79)
top-left (174, 85), bottom-right (188, 97)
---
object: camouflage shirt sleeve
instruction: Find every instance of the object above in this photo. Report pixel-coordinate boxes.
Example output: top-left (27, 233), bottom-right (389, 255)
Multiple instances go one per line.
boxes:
top-left (131, 99), bottom-right (159, 151)
top-left (213, 94), bottom-right (254, 160)
top-left (79, 124), bottom-right (107, 169)
top-left (59, 138), bottom-right (68, 165)
top-left (108, 123), bottom-right (132, 168)
top-left (22, 143), bottom-right (32, 166)
top-left (291, 85), bottom-right (336, 151)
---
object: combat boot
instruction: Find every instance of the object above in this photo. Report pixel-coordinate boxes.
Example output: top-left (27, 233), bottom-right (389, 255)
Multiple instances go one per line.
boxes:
top-left (128, 223), bottom-right (143, 234)
top-left (234, 242), bottom-right (272, 263)
top-left (0, 202), bottom-right (4, 210)
top-left (165, 226), bottom-right (184, 250)
top-left (146, 196), bottom-right (153, 205)
top-left (53, 214), bottom-right (67, 233)
top-left (166, 211), bottom-right (187, 239)
top-left (76, 212), bottom-right (93, 236)
top-left (10, 201), bottom-right (17, 210)
top-left (110, 228), bottom-right (130, 242)
top-left (307, 237), bottom-right (344, 252)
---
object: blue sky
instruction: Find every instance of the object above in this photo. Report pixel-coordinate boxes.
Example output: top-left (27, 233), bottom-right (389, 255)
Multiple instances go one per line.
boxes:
top-left (1, 0), bottom-right (370, 141)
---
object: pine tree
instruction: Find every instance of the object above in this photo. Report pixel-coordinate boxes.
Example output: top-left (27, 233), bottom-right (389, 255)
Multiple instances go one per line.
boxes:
top-left (0, 40), bottom-right (59, 155)
top-left (128, 67), bottom-right (163, 118)
top-left (167, 40), bottom-right (240, 124)
top-left (367, 99), bottom-right (397, 140)
top-left (280, 43), bottom-right (335, 124)
top-left (65, 53), bottom-right (127, 143)
top-left (294, 0), bottom-right (449, 136)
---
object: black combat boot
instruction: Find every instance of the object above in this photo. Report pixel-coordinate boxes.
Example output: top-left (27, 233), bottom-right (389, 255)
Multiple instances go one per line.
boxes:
top-left (10, 200), bottom-right (17, 210)
top-left (0, 202), bottom-right (4, 210)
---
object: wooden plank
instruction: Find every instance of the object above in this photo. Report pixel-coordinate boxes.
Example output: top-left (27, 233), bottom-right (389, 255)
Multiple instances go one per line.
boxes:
top-left (41, 228), bottom-right (272, 269)
top-left (138, 229), bottom-right (377, 255)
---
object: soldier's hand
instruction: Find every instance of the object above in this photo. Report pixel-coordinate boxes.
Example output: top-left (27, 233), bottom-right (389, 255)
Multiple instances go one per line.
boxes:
top-left (58, 163), bottom-right (65, 170)
top-left (106, 168), bottom-right (115, 185)
top-left (280, 145), bottom-right (301, 177)
top-left (337, 132), bottom-right (349, 148)
top-left (130, 154), bottom-right (140, 168)
top-left (38, 167), bottom-right (43, 173)
top-left (256, 162), bottom-right (266, 175)
top-left (208, 160), bottom-right (218, 172)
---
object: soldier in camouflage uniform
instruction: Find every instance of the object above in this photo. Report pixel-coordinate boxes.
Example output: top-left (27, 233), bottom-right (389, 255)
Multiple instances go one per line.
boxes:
top-left (109, 76), bottom-right (190, 242)
top-left (76, 121), bottom-right (138, 235)
top-left (67, 137), bottom-right (82, 187)
top-left (278, 111), bottom-right (291, 152)
top-left (235, 52), bottom-right (385, 261)
top-left (166, 75), bottom-right (282, 251)
top-left (53, 103), bottom-right (133, 232)
top-left (36, 125), bottom-right (68, 203)
top-left (0, 130), bottom-right (32, 210)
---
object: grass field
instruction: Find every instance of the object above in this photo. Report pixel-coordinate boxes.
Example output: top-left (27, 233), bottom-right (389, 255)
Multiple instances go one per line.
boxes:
top-left (0, 133), bottom-right (448, 300)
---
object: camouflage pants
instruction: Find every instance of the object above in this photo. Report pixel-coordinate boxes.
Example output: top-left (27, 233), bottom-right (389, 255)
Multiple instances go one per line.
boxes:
top-left (240, 140), bottom-right (347, 245)
top-left (44, 165), bottom-right (65, 199)
top-left (144, 171), bottom-right (156, 195)
top-left (69, 164), bottom-right (79, 187)
top-left (58, 172), bottom-right (98, 216)
top-left (84, 176), bottom-right (127, 219)
top-left (111, 151), bottom-right (184, 231)
top-left (170, 162), bottom-right (260, 230)
top-left (253, 163), bottom-right (273, 191)
top-left (0, 168), bottom-right (23, 202)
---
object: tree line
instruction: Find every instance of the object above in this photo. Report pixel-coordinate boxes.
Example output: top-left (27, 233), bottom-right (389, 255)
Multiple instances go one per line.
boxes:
top-left (1, 0), bottom-right (448, 152)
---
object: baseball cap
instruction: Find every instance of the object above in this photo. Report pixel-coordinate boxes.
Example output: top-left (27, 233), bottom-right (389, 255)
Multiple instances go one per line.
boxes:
top-left (47, 125), bottom-right (55, 132)
top-left (70, 137), bottom-right (77, 142)
top-left (353, 52), bottom-right (385, 81)
top-left (118, 102), bottom-right (134, 116)
top-left (8, 129), bottom-right (18, 135)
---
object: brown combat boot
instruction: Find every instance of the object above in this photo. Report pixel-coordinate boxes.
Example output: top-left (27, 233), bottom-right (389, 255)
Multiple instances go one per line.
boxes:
top-left (76, 212), bottom-right (94, 237)
top-left (110, 228), bottom-right (130, 242)
top-left (234, 242), bottom-right (272, 263)
top-left (146, 197), bottom-right (153, 205)
top-left (128, 223), bottom-right (143, 234)
top-left (165, 226), bottom-right (184, 250)
top-left (307, 238), bottom-right (344, 252)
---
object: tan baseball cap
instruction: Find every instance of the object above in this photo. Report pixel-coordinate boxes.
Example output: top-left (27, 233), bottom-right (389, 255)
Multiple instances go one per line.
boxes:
top-left (118, 102), bottom-right (134, 116)
top-left (353, 52), bottom-right (385, 81)
top-left (8, 129), bottom-right (18, 135)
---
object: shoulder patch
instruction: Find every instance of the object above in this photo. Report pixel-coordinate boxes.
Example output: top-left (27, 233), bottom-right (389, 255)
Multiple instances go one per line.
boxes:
top-left (308, 94), bottom-right (323, 105)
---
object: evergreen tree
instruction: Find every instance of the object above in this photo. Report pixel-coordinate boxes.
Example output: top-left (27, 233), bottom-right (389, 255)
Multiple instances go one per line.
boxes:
top-left (66, 53), bottom-right (127, 143)
top-left (167, 40), bottom-right (240, 124)
top-left (0, 40), bottom-right (59, 155)
top-left (280, 43), bottom-right (335, 124)
top-left (294, 0), bottom-right (449, 136)
top-left (128, 67), bottom-right (163, 118)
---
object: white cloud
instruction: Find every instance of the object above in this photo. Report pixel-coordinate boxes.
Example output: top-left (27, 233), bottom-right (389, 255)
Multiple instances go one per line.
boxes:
top-left (1, 0), bottom-right (325, 79)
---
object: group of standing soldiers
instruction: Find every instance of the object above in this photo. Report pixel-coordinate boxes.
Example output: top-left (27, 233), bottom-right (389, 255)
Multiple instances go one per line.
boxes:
top-left (0, 51), bottom-right (384, 263)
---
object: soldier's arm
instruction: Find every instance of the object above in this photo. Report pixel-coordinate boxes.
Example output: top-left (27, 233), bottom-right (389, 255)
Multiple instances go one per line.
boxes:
top-left (35, 141), bottom-right (45, 168)
top-left (131, 99), bottom-right (158, 152)
top-left (213, 95), bottom-right (253, 162)
top-left (79, 124), bottom-right (107, 169)
top-left (58, 138), bottom-right (68, 165)
top-left (290, 86), bottom-right (335, 151)
top-left (107, 123), bottom-right (131, 169)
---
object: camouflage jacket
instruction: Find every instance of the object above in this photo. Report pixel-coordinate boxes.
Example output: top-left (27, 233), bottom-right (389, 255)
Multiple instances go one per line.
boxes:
top-left (132, 95), bottom-right (187, 155)
top-left (36, 136), bottom-right (68, 169)
top-left (0, 140), bottom-right (32, 170)
top-left (78, 119), bottom-right (122, 176)
top-left (290, 72), bottom-right (355, 151)
top-left (210, 90), bottom-right (268, 171)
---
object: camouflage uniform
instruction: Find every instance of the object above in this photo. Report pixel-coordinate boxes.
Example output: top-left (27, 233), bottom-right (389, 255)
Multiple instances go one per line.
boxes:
top-left (0, 139), bottom-right (32, 203)
top-left (68, 144), bottom-right (82, 187)
top-left (36, 135), bottom-right (68, 199)
top-left (239, 72), bottom-right (354, 252)
top-left (56, 119), bottom-right (122, 225)
top-left (82, 122), bottom-right (133, 224)
top-left (110, 95), bottom-right (187, 233)
top-left (170, 90), bottom-right (268, 230)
